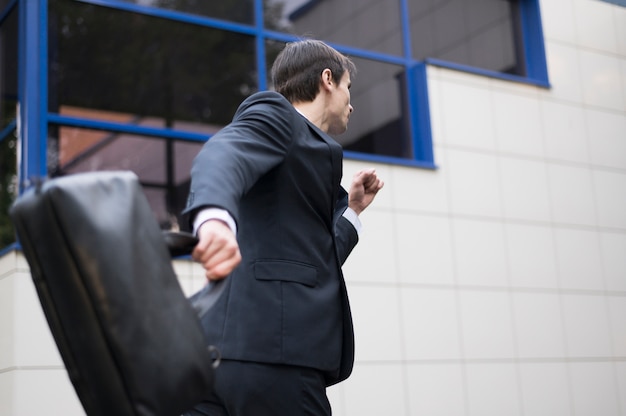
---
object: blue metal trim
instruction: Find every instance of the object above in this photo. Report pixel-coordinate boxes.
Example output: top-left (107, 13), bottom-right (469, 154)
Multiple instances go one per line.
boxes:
top-left (0, 0), bottom-right (17, 24)
top-left (0, 119), bottom-right (16, 143)
top-left (0, 242), bottom-right (21, 258)
top-left (399, 0), bottom-right (412, 61)
top-left (409, 63), bottom-right (434, 165)
top-left (18, 0), bottom-right (48, 193)
top-left (258, 30), bottom-right (302, 45)
top-left (289, 0), bottom-right (321, 20)
top-left (74, 0), bottom-right (258, 36)
top-left (519, 0), bottom-right (550, 86)
top-left (425, 57), bottom-right (550, 88)
top-left (323, 41), bottom-right (411, 66)
top-left (399, 0), bottom-right (434, 165)
top-left (261, 29), bottom-right (411, 66)
top-left (47, 113), bottom-right (212, 143)
top-left (257, 34), bottom-right (267, 90)
top-left (598, 0), bottom-right (626, 6)
top-left (74, 1), bottom-right (411, 68)
top-left (344, 150), bottom-right (436, 170)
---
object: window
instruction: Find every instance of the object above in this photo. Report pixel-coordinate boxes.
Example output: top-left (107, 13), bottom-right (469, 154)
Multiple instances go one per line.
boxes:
top-left (0, 2), bottom-right (17, 248)
top-left (115, 0), bottom-right (255, 24)
top-left (275, 0), bottom-right (404, 56)
top-left (1, 2), bottom-right (17, 130)
top-left (9, 0), bottom-right (548, 238)
top-left (409, 0), bottom-right (524, 75)
top-left (48, 124), bottom-right (203, 228)
top-left (49, 0), bottom-right (257, 131)
top-left (597, 0), bottom-right (626, 6)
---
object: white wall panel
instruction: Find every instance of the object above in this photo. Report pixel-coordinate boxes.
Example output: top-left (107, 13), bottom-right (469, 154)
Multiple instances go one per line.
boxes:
top-left (518, 363), bottom-right (573, 416)
top-left (512, 292), bottom-right (567, 358)
top-left (400, 288), bottom-right (462, 360)
top-left (569, 362), bottom-right (622, 415)
top-left (406, 363), bottom-right (467, 416)
top-left (548, 164), bottom-right (597, 226)
top-left (574, 0), bottom-right (619, 53)
top-left (465, 363), bottom-right (521, 416)
top-left (541, 100), bottom-right (589, 164)
top-left (587, 109), bottom-right (626, 169)
top-left (493, 91), bottom-right (545, 157)
top-left (505, 223), bottom-right (560, 289)
top-left (394, 213), bottom-right (455, 286)
top-left (544, 42), bottom-right (585, 103)
top-left (499, 157), bottom-right (552, 222)
top-left (452, 218), bottom-right (509, 287)
top-left (579, 50), bottom-right (626, 111)
top-left (593, 170), bottom-right (626, 229)
top-left (446, 150), bottom-right (503, 217)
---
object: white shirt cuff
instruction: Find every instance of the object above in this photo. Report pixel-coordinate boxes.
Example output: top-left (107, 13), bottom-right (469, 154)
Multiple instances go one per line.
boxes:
top-left (194, 207), bottom-right (359, 236)
top-left (342, 207), bottom-right (362, 235)
top-left (193, 208), bottom-right (237, 236)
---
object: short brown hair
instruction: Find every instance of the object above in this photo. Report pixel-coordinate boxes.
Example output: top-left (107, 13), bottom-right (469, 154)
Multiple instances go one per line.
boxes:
top-left (271, 39), bottom-right (356, 103)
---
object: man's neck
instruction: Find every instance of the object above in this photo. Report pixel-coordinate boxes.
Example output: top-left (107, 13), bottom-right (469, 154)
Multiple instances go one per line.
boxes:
top-left (292, 98), bottom-right (328, 133)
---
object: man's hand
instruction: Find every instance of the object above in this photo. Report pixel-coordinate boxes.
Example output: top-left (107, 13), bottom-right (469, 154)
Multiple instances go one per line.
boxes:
top-left (192, 219), bottom-right (242, 281)
top-left (348, 168), bottom-right (384, 215)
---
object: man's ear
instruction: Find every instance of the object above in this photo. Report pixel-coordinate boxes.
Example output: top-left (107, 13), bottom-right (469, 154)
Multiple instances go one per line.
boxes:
top-left (321, 68), bottom-right (333, 91)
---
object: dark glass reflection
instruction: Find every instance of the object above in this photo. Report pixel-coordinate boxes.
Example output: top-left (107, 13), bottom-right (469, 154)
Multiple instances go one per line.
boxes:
top-left (0, 129), bottom-right (17, 247)
top-left (341, 57), bottom-right (411, 158)
top-left (116, 0), bottom-right (255, 24)
top-left (48, 125), bottom-right (203, 229)
top-left (271, 0), bottom-right (403, 55)
top-left (409, 0), bottom-right (524, 75)
top-left (0, 6), bottom-right (17, 247)
top-left (48, 0), bottom-right (257, 130)
top-left (0, 1), bottom-right (11, 13)
top-left (0, 6), bottom-right (18, 129)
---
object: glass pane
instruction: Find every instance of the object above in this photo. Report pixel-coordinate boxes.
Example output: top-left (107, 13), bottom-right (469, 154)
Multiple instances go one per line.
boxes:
top-left (115, 0), bottom-right (255, 25)
top-left (0, 130), bottom-right (17, 247)
top-left (49, 0), bottom-right (257, 132)
top-left (48, 125), bottom-right (204, 229)
top-left (0, 6), bottom-right (18, 129)
top-left (266, 44), bottom-right (410, 159)
top-left (409, 0), bottom-right (523, 75)
top-left (342, 57), bottom-right (410, 158)
top-left (271, 0), bottom-right (403, 56)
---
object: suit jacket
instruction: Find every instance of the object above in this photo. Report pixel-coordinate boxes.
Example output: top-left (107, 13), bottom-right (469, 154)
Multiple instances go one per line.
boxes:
top-left (183, 91), bottom-right (358, 386)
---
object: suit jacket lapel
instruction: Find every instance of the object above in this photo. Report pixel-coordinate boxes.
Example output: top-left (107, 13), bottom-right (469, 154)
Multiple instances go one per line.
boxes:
top-left (301, 118), bottom-right (343, 208)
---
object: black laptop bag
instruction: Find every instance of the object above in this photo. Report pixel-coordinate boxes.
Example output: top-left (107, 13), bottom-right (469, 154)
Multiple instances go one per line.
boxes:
top-left (10, 171), bottom-right (217, 416)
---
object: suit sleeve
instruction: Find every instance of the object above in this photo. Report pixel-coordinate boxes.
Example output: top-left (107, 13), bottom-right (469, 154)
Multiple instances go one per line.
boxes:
top-left (334, 188), bottom-right (359, 265)
top-left (183, 94), bottom-right (295, 226)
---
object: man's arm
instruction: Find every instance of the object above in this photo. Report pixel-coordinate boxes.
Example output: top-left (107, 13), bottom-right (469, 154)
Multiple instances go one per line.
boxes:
top-left (184, 93), bottom-right (295, 282)
top-left (348, 168), bottom-right (384, 215)
top-left (334, 169), bottom-right (384, 264)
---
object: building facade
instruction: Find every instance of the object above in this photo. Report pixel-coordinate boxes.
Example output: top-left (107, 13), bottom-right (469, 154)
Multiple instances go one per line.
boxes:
top-left (1, 0), bottom-right (625, 414)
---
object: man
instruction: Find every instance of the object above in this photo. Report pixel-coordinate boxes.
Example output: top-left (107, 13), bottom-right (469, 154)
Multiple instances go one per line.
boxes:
top-left (183, 39), bottom-right (383, 416)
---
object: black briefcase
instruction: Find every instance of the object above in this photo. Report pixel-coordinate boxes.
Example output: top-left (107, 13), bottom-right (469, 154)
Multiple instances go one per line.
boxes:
top-left (10, 171), bottom-right (217, 416)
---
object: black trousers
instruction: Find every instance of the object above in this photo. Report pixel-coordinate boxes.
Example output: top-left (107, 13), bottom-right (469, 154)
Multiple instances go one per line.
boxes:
top-left (183, 360), bottom-right (332, 416)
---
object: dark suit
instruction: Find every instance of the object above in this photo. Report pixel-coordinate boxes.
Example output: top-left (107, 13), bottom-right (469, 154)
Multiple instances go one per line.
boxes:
top-left (184, 91), bottom-right (358, 387)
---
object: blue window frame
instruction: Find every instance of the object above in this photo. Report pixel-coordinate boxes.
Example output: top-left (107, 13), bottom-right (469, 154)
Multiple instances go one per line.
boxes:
top-left (598, 0), bottom-right (626, 6)
top-left (14, 0), bottom-right (550, 210)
